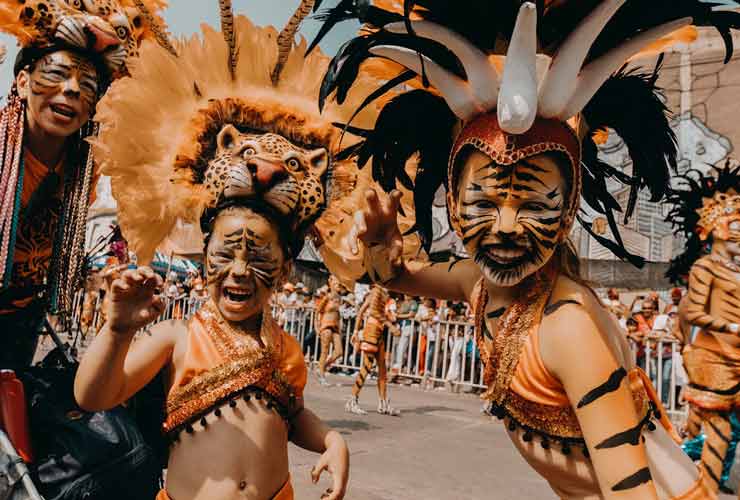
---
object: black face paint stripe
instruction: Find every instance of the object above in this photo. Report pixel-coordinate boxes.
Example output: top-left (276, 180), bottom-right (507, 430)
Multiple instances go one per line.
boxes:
top-left (546, 188), bottom-right (559, 200)
top-left (511, 183), bottom-right (539, 193)
top-left (513, 170), bottom-right (548, 187)
top-left (612, 468), bottom-right (652, 492)
top-left (544, 299), bottom-right (581, 316)
top-left (517, 160), bottom-right (548, 173)
top-left (525, 216), bottom-right (561, 226)
top-left (487, 307), bottom-right (505, 319)
top-left (577, 367), bottom-right (627, 408)
top-left (527, 226), bottom-right (558, 240)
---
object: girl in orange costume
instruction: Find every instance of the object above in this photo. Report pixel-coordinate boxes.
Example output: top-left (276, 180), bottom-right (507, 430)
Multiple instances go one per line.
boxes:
top-left (309, 0), bottom-right (740, 497)
top-left (74, 1), bottom-right (386, 497)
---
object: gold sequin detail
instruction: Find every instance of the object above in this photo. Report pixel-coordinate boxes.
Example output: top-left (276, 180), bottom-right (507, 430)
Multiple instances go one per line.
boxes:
top-left (164, 301), bottom-right (298, 433)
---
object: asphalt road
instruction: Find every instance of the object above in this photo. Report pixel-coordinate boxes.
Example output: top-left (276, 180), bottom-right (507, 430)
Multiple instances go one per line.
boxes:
top-left (289, 372), bottom-right (737, 500)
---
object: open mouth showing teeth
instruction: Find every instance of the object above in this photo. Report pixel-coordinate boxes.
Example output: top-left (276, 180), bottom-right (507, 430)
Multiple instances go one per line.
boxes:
top-left (484, 245), bottom-right (530, 267)
top-left (50, 104), bottom-right (77, 119)
top-left (224, 287), bottom-right (252, 303)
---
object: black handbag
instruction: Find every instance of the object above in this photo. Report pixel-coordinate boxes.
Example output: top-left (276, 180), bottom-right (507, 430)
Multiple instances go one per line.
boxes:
top-left (16, 349), bottom-right (161, 500)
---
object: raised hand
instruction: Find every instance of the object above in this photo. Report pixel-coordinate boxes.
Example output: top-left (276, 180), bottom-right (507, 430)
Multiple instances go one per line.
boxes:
top-left (348, 188), bottom-right (404, 265)
top-left (107, 266), bottom-right (165, 336)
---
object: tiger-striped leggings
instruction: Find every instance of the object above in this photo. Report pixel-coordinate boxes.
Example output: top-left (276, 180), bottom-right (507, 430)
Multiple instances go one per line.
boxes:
top-left (696, 408), bottom-right (732, 496)
top-left (352, 339), bottom-right (388, 401)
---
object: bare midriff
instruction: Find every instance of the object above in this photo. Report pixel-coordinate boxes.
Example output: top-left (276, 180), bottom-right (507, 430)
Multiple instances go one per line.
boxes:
top-left (166, 403), bottom-right (289, 500)
top-left (320, 298), bottom-right (340, 331)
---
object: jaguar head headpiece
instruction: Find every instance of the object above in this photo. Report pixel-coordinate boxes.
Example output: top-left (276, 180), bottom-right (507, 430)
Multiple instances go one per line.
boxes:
top-left (2, 0), bottom-right (169, 78)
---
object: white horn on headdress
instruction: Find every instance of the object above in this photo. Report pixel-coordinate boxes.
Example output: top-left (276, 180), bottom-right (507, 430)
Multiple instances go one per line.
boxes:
top-left (384, 20), bottom-right (500, 111)
top-left (558, 18), bottom-right (691, 120)
top-left (538, 0), bottom-right (625, 118)
top-left (498, 2), bottom-right (538, 134)
top-left (369, 46), bottom-right (481, 120)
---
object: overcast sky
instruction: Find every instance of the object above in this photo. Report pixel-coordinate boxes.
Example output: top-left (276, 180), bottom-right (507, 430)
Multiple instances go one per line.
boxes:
top-left (0, 0), bottom-right (358, 94)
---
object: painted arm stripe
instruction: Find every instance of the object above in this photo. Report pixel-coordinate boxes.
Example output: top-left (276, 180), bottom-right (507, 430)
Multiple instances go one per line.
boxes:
top-left (594, 413), bottom-right (648, 449)
top-left (612, 468), bottom-right (652, 492)
top-left (704, 463), bottom-right (721, 485)
top-left (694, 264), bottom-right (719, 279)
top-left (487, 307), bottom-right (505, 319)
top-left (577, 367), bottom-right (627, 409)
top-left (544, 299), bottom-right (581, 316)
top-left (706, 441), bottom-right (725, 462)
top-left (707, 419), bottom-right (732, 444)
top-left (692, 273), bottom-right (709, 286)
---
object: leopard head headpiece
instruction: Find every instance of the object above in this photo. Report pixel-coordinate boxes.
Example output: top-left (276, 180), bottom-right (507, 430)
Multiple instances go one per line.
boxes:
top-left (1, 0), bottom-right (170, 78)
top-left (94, 11), bottom-right (380, 263)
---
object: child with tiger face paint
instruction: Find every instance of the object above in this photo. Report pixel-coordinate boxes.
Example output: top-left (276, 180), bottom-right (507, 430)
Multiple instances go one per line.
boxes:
top-left (204, 206), bottom-right (288, 325)
top-left (74, 4), bottom-right (389, 497)
top-left (454, 149), bottom-right (568, 287)
top-left (312, 1), bottom-right (739, 497)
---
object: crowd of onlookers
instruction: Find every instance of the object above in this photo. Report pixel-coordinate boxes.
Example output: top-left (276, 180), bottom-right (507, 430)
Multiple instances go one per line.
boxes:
top-left (271, 280), bottom-right (690, 404)
top-left (273, 281), bottom-right (479, 392)
top-left (77, 263), bottom-right (209, 336)
top-left (603, 287), bottom-right (687, 406)
top-left (71, 268), bottom-right (690, 404)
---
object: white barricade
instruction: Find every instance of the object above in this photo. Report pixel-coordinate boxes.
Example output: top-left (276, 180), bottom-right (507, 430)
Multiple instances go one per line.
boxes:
top-left (70, 297), bottom-right (689, 422)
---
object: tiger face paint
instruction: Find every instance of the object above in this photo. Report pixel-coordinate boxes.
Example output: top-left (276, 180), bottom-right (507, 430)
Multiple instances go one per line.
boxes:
top-left (206, 207), bottom-right (287, 323)
top-left (455, 149), bottom-right (567, 287)
top-left (20, 50), bottom-right (99, 138)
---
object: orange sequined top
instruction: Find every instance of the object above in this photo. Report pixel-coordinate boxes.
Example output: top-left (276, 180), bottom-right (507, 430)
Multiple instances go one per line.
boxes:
top-left (471, 276), bottom-right (670, 446)
top-left (163, 300), bottom-right (307, 436)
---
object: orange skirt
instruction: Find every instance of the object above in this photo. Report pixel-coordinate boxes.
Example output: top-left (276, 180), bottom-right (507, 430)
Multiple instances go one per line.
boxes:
top-left (157, 477), bottom-right (293, 500)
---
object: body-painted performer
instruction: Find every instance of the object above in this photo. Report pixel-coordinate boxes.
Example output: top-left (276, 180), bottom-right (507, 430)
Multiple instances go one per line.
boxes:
top-left (0, 0), bottom-right (169, 367)
top-left (310, 1), bottom-right (740, 497)
top-left (666, 162), bottom-right (740, 496)
top-left (315, 276), bottom-right (344, 386)
top-left (346, 284), bottom-right (399, 416)
top-left (74, 2), bottom-right (385, 498)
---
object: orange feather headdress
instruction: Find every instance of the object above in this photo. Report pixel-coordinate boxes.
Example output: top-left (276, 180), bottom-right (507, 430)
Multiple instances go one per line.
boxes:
top-left (93, 7), bottom-right (423, 284)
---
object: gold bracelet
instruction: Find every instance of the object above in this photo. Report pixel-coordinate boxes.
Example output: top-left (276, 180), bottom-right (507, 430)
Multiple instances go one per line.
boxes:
top-left (363, 243), bottom-right (402, 284)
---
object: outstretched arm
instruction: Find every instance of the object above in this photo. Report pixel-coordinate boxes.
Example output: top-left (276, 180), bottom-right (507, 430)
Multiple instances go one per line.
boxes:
top-left (74, 267), bottom-right (174, 411)
top-left (349, 189), bottom-right (481, 302)
top-left (542, 306), bottom-right (658, 499)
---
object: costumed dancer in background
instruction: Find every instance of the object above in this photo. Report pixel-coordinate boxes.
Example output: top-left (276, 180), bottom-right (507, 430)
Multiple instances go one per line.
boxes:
top-left (310, 0), bottom-right (740, 497)
top-left (74, 1), bottom-right (387, 497)
top-left (314, 275), bottom-right (344, 386)
top-left (0, 0), bottom-right (170, 367)
top-left (666, 162), bottom-right (740, 496)
top-left (346, 284), bottom-right (399, 416)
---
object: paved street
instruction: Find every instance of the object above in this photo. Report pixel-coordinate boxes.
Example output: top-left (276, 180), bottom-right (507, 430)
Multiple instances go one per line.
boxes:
top-left (288, 373), bottom-right (737, 500)
top-left (289, 373), bottom-right (556, 500)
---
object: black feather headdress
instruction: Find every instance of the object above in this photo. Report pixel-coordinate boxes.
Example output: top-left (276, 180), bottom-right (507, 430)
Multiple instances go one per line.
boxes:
top-left (311, 0), bottom-right (740, 266)
top-left (666, 161), bottom-right (740, 283)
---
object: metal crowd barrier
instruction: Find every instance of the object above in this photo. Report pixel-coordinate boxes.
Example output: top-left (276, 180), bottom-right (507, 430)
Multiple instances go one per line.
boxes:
top-left (628, 336), bottom-right (688, 423)
top-left (70, 296), bottom-right (690, 421)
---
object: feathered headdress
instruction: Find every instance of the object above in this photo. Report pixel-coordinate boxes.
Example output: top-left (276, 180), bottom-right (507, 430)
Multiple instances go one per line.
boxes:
top-left (0, 0), bottom-right (171, 314)
top-left (666, 160), bottom-right (740, 283)
top-left (93, 2), bottom-right (421, 284)
top-left (310, 0), bottom-right (740, 267)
